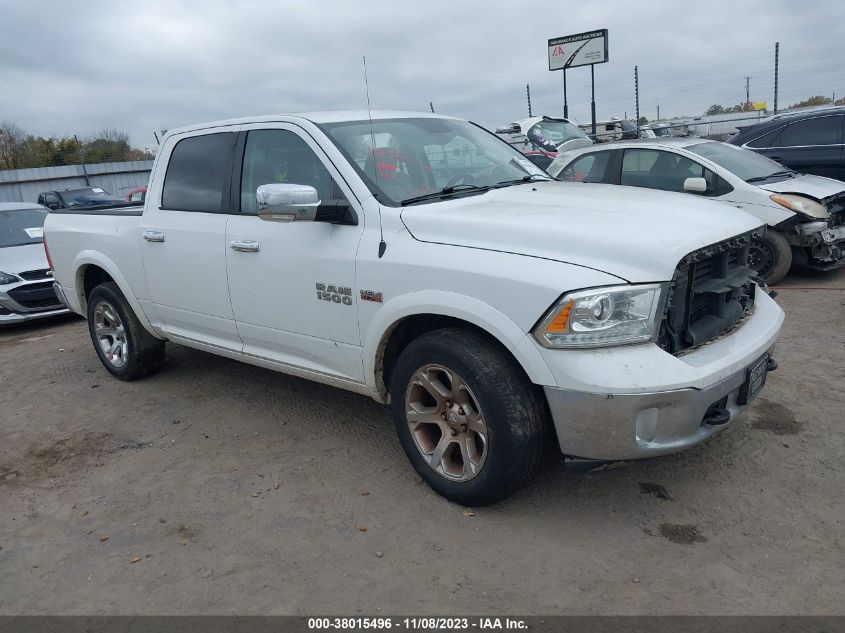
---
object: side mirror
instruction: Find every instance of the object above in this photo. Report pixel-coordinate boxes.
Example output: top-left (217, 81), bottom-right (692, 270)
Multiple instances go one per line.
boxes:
top-left (683, 177), bottom-right (708, 193)
top-left (48, 203), bottom-right (60, 210)
top-left (256, 183), bottom-right (320, 222)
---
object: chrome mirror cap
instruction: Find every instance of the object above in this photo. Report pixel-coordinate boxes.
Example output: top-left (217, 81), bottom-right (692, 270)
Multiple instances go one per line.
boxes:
top-left (256, 183), bottom-right (320, 221)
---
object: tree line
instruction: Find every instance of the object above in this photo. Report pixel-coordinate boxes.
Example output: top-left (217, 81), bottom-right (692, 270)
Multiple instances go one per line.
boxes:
top-left (0, 121), bottom-right (154, 171)
top-left (705, 94), bottom-right (845, 116)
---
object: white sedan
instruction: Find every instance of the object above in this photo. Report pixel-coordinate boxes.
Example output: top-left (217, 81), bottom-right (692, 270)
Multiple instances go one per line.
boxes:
top-left (548, 138), bottom-right (845, 283)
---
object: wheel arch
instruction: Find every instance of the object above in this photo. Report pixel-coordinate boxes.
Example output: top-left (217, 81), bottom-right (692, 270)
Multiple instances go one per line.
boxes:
top-left (72, 252), bottom-right (160, 338)
top-left (364, 291), bottom-right (556, 403)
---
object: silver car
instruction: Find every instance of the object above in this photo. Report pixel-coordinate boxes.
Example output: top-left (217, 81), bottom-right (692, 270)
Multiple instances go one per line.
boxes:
top-left (548, 138), bottom-right (845, 284)
top-left (0, 202), bottom-right (69, 324)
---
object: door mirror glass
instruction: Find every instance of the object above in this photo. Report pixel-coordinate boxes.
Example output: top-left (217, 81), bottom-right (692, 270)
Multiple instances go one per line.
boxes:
top-left (256, 183), bottom-right (320, 222)
top-left (684, 177), bottom-right (708, 193)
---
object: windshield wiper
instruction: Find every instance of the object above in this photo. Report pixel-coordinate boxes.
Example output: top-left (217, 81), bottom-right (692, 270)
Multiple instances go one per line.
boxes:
top-left (746, 170), bottom-right (796, 183)
top-left (492, 174), bottom-right (552, 188)
top-left (401, 184), bottom-right (492, 206)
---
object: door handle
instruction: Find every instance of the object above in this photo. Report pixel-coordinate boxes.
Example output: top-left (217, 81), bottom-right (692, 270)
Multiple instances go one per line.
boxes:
top-left (230, 240), bottom-right (260, 253)
top-left (143, 230), bottom-right (166, 242)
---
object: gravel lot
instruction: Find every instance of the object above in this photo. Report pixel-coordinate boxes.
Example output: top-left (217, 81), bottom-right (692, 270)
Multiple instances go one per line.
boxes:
top-left (1, 268), bottom-right (843, 615)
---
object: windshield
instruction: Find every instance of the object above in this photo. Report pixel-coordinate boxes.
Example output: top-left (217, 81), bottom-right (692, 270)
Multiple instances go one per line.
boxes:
top-left (319, 118), bottom-right (548, 206)
top-left (686, 141), bottom-right (790, 182)
top-left (58, 187), bottom-right (118, 206)
top-left (526, 120), bottom-right (589, 152)
top-left (0, 207), bottom-right (48, 248)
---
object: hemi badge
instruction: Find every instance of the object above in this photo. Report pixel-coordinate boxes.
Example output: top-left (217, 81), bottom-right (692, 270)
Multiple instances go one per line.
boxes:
top-left (360, 290), bottom-right (383, 303)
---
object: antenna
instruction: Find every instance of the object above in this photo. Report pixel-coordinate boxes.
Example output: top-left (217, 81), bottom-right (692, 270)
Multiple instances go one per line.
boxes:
top-left (363, 55), bottom-right (387, 258)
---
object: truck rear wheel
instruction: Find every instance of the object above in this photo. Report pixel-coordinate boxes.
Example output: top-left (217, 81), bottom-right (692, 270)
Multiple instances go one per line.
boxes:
top-left (86, 282), bottom-right (165, 381)
top-left (389, 327), bottom-right (548, 506)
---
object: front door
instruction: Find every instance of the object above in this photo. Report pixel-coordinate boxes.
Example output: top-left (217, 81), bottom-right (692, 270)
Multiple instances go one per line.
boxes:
top-left (225, 125), bottom-right (365, 382)
top-left (140, 129), bottom-right (242, 349)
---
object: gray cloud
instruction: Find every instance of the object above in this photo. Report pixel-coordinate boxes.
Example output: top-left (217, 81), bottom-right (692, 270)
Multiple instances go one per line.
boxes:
top-left (1, 0), bottom-right (842, 150)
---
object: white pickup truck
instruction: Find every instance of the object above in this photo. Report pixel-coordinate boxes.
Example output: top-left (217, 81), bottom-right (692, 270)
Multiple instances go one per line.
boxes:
top-left (45, 111), bottom-right (784, 505)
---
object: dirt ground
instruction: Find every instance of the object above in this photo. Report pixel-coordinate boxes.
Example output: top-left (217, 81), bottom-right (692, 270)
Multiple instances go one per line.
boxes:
top-left (1, 268), bottom-right (843, 616)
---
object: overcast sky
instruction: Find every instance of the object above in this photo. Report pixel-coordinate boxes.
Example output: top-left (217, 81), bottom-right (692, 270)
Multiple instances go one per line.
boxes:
top-left (1, 0), bottom-right (843, 150)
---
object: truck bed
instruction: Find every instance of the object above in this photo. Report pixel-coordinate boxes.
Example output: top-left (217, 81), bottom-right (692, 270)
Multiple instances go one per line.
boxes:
top-left (48, 202), bottom-right (144, 216)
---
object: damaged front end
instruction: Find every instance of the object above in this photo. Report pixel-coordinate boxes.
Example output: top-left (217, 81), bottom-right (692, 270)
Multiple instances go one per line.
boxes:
top-left (786, 194), bottom-right (845, 271)
top-left (658, 231), bottom-right (759, 356)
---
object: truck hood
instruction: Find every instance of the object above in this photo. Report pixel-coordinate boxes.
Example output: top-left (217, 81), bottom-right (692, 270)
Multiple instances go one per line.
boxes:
top-left (400, 181), bottom-right (763, 282)
top-left (757, 173), bottom-right (845, 202)
top-left (0, 243), bottom-right (49, 276)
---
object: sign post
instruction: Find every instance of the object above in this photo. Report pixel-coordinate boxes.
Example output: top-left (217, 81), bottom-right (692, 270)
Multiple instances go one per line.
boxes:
top-left (548, 29), bottom-right (608, 130)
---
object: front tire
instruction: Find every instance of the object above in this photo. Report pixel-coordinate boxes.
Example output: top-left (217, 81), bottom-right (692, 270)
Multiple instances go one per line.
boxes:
top-left (749, 230), bottom-right (792, 285)
top-left (389, 327), bottom-right (548, 506)
top-left (86, 282), bottom-right (165, 381)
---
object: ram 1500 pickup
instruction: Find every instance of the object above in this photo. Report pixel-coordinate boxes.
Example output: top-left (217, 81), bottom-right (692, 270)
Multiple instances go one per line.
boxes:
top-left (44, 111), bottom-right (784, 505)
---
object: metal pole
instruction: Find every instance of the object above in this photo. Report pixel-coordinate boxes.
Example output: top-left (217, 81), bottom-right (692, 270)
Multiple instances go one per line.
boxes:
top-left (429, 101), bottom-right (435, 113)
top-left (774, 42), bottom-right (779, 114)
top-left (745, 76), bottom-right (750, 105)
top-left (635, 66), bottom-right (640, 135)
top-left (590, 64), bottom-right (596, 135)
top-left (563, 69), bottom-right (569, 119)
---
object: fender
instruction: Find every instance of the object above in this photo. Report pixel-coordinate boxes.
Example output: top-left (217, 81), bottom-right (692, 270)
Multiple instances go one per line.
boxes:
top-left (363, 289), bottom-right (557, 401)
top-left (72, 250), bottom-right (163, 339)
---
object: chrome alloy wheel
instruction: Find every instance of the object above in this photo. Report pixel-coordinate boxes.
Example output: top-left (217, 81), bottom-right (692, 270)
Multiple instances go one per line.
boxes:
top-left (93, 300), bottom-right (128, 368)
top-left (405, 364), bottom-right (488, 481)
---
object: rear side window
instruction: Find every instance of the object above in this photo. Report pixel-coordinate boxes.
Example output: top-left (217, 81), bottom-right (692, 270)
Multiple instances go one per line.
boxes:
top-left (559, 152), bottom-right (612, 183)
top-left (162, 132), bottom-right (236, 212)
top-left (773, 116), bottom-right (844, 147)
top-left (746, 127), bottom-right (782, 148)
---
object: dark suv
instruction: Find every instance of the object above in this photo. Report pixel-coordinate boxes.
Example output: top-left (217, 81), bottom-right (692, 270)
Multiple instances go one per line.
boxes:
top-left (728, 107), bottom-right (845, 181)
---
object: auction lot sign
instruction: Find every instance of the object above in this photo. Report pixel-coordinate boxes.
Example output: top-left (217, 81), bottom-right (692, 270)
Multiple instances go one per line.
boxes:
top-left (548, 29), bottom-right (609, 70)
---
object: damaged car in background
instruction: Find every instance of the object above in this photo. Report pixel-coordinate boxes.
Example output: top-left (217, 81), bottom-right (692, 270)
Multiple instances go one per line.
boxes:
top-left (0, 202), bottom-right (69, 324)
top-left (548, 138), bottom-right (845, 284)
top-left (495, 115), bottom-right (592, 170)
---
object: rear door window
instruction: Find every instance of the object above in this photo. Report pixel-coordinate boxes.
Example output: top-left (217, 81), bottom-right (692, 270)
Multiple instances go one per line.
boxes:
top-left (773, 115), bottom-right (844, 147)
top-left (162, 132), bottom-right (237, 212)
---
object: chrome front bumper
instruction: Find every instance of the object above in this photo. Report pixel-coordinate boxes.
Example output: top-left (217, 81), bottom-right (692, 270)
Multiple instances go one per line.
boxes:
top-left (544, 349), bottom-right (777, 461)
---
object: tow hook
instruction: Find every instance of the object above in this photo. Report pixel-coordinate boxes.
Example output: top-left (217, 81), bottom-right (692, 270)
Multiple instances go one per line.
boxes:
top-left (767, 357), bottom-right (778, 372)
top-left (703, 408), bottom-right (731, 426)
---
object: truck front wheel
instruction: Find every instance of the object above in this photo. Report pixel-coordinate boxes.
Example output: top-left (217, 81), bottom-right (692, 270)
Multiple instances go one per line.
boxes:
top-left (86, 282), bottom-right (165, 381)
top-left (389, 327), bottom-right (548, 506)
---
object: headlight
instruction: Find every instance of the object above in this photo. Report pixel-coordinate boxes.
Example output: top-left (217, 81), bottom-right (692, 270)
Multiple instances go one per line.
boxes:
top-left (0, 271), bottom-right (21, 285)
top-left (770, 194), bottom-right (828, 219)
top-left (534, 283), bottom-right (667, 349)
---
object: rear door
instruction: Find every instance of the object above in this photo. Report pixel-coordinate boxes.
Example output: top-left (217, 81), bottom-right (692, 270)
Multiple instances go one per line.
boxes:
top-left (762, 114), bottom-right (844, 179)
top-left (225, 124), bottom-right (366, 382)
top-left (140, 128), bottom-right (242, 349)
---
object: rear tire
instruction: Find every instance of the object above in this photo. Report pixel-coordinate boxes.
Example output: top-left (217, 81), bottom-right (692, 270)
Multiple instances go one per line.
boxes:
top-left (750, 230), bottom-right (792, 285)
top-left (389, 327), bottom-right (548, 506)
top-left (86, 282), bottom-right (165, 381)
